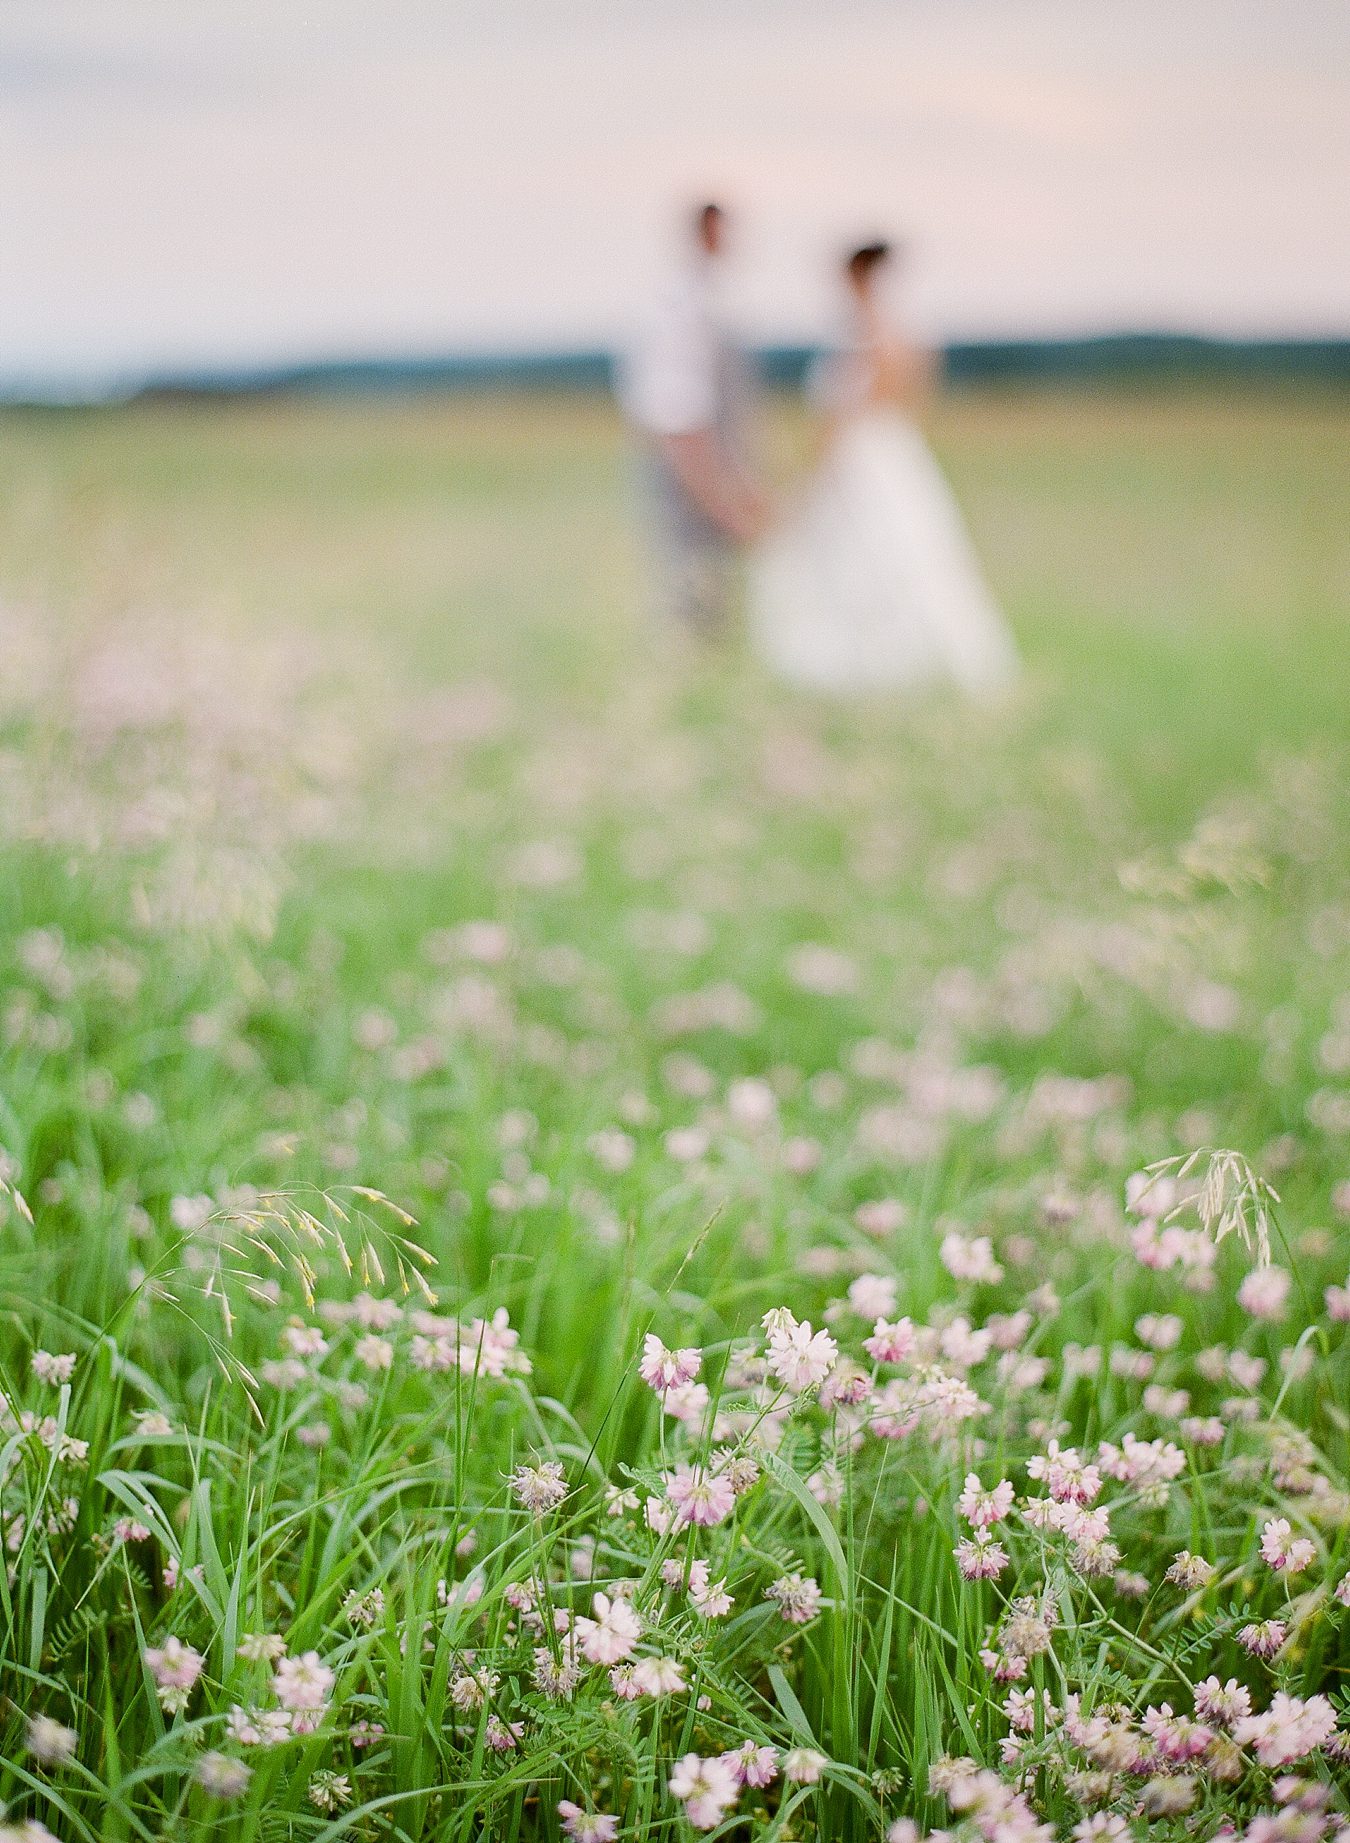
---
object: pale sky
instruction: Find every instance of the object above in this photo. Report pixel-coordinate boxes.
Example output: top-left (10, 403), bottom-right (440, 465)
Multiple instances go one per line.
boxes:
top-left (3, 0), bottom-right (1349, 391)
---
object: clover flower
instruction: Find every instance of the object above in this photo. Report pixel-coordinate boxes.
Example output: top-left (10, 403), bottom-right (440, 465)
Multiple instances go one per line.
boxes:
top-left (766, 1573), bottom-right (822, 1623)
top-left (958, 1473), bottom-right (1014, 1528)
top-left (31, 1351), bottom-right (76, 1386)
top-left (763, 1310), bottom-right (837, 1393)
top-left (1259, 1517), bottom-right (1316, 1574)
top-left (307, 1770), bottom-right (351, 1813)
top-left (511, 1460), bottom-right (567, 1514)
top-left (1233, 1692), bottom-right (1338, 1767)
top-left (196, 1752), bottom-right (252, 1799)
top-left (25, 1716), bottom-right (77, 1766)
top-left (342, 1585), bottom-right (385, 1629)
top-left (1141, 1704), bottom-right (1214, 1763)
top-left (558, 1802), bottom-right (619, 1842)
top-left (449, 1665), bottom-right (500, 1711)
top-left (632, 1655), bottom-right (686, 1696)
top-left (639, 1334), bottom-right (701, 1393)
top-left (669, 1751), bottom-right (740, 1828)
top-left (143, 1636), bottom-right (204, 1713)
top-left (955, 1532), bottom-right (1010, 1580)
top-left (665, 1463), bottom-right (735, 1528)
top-left (864, 1317), bottom-right (917, 1364)
top-left (686, 1560), bottom-right (733, 1618)
top-left (1238, 1266), bottom-right (1291, 1320)
top-left (1165, 1550), bottom-right (1216, 1590)
top-left (939, 1232), bottom-right (1003, 1285)
top-left (1194, 1677), bottom-right (1252, 1727)
top-left (574, 1590), bottom-right (641, 1665)
top-left (847, 1273), bottom-right (898, 1319)
top-left (1026, 1441), bottom-right (1101, 1506)
top-left (722, 1742), bottom-right (779, 1787)
top-left (272, 1650), bottom-right (334, 1714)
top-left (226, 1705), bottom-right (291, 1747)
top-left (1237, 1618), bottom-right (1288, 1659)
top-left (236, 1633), bottom-right (286, 1662)
top-left (532, 1646), bottom-right (582, 1700)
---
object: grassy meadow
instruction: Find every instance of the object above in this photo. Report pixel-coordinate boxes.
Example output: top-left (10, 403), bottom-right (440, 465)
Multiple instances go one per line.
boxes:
top-left (0, 384), bottom-right (1347, 1841)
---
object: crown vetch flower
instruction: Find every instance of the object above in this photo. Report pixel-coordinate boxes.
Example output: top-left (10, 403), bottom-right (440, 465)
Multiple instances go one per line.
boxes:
top-left (722, 1742), bottom-right (780, 1787)
top-left (558, 1801), bottom-right (619, 1842)
top-left (272, 1651), bottom-right (334, 1713)
top-left (639, 1333), bottom-right (701, 1393)
top-left (864, 1316), bottom-right (917, 1364)
top-left (1259, 1517), bottom-right (1316, 1574)
top-left (669, 1751), bottom-right (740, 1829)
top-left (143, 1636), bottom-right (204, 1713)
top-left (766, 1573), bottom-right (822, 1623)
top-left (197, 1751), bottom-right (252, 1798)
top-left (511, 1459), bottom-right (567, 1514)
top-left (1237, 1618), bottom-right (1288, 1659)
top-left (25, 1715), bottom-right (78, 1765)
top-left (574, 1590), bottom-right (642, 1665)
top-left (958, 1473), bottom-right (1015, 1528)
top-left (1233, 1692), bottom-right (1338, 1767)
top-left (1165, 1550), bottom-right (1216, 1590)
top-left (956, 1532), bottom-right (1010, 1580)
top-left (764, 1310), bottom-right (837, 1393)
top-left (665, 1463), bottom-right (736, 1528)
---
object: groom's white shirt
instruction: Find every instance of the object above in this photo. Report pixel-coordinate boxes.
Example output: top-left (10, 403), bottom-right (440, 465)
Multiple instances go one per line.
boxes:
top-left (616, 263), bottom-right (723, 437)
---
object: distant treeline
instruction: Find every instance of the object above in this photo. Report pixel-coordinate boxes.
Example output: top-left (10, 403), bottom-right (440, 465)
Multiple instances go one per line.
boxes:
top-left (8, 335), bottom-right (1350, 405)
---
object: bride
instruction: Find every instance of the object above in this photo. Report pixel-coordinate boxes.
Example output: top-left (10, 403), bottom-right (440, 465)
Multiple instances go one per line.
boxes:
top-left (750, 239), bottom-right (1018, 695)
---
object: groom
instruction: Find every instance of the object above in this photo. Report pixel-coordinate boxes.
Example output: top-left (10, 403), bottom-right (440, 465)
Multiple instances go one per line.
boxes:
top-left (617, 201), bottom-right (769, 637)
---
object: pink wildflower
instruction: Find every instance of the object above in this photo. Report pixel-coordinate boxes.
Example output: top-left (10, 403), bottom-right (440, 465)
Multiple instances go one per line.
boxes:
top-left (864, 1317), bottom-right (916, 1364)
top-left (272, 1651), bottom-right (334, 1713)
top-left (1260, 1517), bottom-right (1316, 1574)
top-left (955, 1532), bottom-right (1009, 1580)
top-left (1238, 1619), bottom-right (1288, 1659)
top-left (632, 1655), bottom-right (687, 1696)
top-left (558, 1800), bottom-right (620, 1843)
top-left (1027, 1441), bottom-right (1101, 1505)
top-left (665, 1464), bottom-right (736, 1528)
top-left (574, 1591), bottom-right (641, 1666)
top-left (1165, 1551), bottom-right (1216, 1591)
top-left (511, 1460), bottom-right (567, 1514)
top-left (722, 1742), bottom-right (780, 1788)
top-left (766, 1573), bottom-right (822, 1623)
top-left (1194, 1677), bottom-right (1252, 1727)
top-left (639, 1334), bottom-right (701, 1393)
top-left (669, 1752), bottom-right (740, 1829)
top-left (1234, 1693), bottom-right (1338, 1767)
top-left (1238, 1267), bottom-right (1291, 1320)
top-left (763, 1309), bottom-right (837, 1393)
top-left (142, 1636), bottom-right (204, 1713)
top-left (958, 1473), bottom-right (1014, 1528)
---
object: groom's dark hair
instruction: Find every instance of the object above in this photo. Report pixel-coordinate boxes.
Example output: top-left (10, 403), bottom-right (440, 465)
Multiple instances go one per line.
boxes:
top-left (846, 240), bottom-right (893, 281)
top-left (694, 200), bottom-right (727, 250)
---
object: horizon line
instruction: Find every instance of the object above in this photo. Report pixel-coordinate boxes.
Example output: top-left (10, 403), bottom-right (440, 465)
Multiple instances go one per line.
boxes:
top-left (4, 328), bottom-right (1350, 407)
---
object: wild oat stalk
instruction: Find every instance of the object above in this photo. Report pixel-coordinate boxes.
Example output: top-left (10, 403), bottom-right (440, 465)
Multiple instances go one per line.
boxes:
top-left (203, 1185), bottom-right (438, 1326)
top-left (1142, 1146), bottom-right (1278, 1267)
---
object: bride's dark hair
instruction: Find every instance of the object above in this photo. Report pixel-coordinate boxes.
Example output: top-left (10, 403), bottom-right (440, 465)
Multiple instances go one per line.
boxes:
top-left (845, 240), bottom-right (893, 282)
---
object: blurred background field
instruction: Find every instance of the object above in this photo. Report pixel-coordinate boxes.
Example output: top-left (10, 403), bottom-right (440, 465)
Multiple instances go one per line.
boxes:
top-left (3, 382), bottom-right (1347, 776)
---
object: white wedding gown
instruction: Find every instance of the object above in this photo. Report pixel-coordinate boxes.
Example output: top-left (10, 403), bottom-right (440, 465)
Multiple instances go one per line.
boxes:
top-left (750, 364), bottom-right (1018, 696)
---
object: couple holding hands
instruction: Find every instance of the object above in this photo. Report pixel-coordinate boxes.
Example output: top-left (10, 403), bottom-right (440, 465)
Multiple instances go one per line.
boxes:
top-left (618, 200), bottom-right (1017, 697)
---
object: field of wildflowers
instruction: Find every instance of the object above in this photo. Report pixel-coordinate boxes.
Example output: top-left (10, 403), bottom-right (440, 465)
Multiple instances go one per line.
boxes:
top-left (0, 388), bottom-right (1347, 1842)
